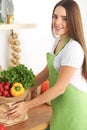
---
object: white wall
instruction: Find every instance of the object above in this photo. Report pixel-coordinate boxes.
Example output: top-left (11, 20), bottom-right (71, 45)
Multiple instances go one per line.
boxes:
top-left (0, 0), bottom-right (87, 75)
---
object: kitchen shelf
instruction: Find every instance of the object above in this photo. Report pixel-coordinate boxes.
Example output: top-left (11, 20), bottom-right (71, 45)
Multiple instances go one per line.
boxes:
top-left (0, 23), bottom-right (37, 30)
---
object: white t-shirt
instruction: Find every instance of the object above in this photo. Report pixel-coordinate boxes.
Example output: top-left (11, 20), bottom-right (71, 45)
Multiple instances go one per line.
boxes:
top-left (51, 38), bottom-right (87, 93)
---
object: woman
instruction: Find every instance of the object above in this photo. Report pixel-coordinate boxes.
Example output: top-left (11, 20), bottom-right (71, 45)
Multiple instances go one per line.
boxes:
top-left (5, 0), bottom-right (87, 130)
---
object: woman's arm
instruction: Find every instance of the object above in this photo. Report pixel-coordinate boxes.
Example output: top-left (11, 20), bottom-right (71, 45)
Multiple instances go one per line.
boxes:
top-left (35, 65), bottom-right (49, 87)
top-left (5, 66), bottom-right (76, 119)
top-left (27, 66), bottom-right (77, 107)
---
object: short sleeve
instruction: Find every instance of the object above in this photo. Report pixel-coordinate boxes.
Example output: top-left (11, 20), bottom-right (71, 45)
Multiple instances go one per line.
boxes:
top-left (61, 41), bottom-right (84, 68)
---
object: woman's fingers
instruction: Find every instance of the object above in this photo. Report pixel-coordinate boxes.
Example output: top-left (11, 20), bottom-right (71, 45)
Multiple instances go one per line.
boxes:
top-left (5, 103), bottom-right (18, 117)
top-left (6, 111), bottom-right (20, 119)
top-left (5, 101), bottom-right (28, 119)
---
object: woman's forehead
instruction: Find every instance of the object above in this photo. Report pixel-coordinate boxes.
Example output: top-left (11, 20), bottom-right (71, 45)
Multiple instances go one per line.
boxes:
top-left (54, 6), bottom-right (66, 16)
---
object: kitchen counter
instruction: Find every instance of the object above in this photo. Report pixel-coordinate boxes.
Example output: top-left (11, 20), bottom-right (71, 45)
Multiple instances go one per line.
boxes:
top-left (6, 104), bottom-right (52, 130)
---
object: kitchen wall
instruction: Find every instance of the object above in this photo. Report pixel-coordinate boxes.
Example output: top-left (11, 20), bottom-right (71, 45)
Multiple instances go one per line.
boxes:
top-left (0, 0), bottom-right (87, 75)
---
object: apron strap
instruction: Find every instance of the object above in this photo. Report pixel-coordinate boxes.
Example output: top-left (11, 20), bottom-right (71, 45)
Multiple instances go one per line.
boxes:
top-left (55, 36), bottom-right (71, 55)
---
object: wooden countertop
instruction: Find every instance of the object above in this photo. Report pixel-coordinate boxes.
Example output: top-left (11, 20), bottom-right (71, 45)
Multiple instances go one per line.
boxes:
top-left (6, 104), bottom-right (52, 130)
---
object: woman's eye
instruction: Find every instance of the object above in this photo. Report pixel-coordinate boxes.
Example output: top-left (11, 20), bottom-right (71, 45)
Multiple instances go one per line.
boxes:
top-left (62, 17), bottom-right (67, 21)
top-left (52, 14), bottom-right (58, 19)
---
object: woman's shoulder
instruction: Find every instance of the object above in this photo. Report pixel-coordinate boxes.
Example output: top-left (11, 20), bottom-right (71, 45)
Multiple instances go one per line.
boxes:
top-left (61, 39), bottom-right (84, 68)
top-left (65, 39), bottom-right (84, 54)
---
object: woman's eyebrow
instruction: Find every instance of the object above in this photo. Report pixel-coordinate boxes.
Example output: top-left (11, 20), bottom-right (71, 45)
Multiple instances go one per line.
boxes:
top-left (53, 13), bottom-right (67, 17)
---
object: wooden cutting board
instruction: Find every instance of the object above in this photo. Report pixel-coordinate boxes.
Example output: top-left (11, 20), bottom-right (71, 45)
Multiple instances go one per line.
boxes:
top-left (6, 104), bottom-right (52, 130)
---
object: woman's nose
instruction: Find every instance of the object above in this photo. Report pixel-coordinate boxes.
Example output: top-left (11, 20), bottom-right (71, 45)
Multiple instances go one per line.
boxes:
top-left (55, 18), bottom-right (62, 24)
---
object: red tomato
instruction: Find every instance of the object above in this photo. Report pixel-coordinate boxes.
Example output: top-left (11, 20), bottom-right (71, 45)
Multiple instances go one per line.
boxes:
top-left (0, 124), bottom-right (6, 130)
top-left (41, 80), bottom-right (49, 93)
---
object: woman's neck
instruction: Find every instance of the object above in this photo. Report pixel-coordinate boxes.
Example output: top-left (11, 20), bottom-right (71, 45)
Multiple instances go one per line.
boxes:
top-left (60, 35), bottom-right (69, 43)
top-left (54, 35), bottom-right (70, 54)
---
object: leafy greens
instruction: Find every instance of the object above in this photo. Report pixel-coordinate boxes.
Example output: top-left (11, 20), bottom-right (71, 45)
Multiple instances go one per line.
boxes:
top-left (0, 64), bottom-right (36, 90)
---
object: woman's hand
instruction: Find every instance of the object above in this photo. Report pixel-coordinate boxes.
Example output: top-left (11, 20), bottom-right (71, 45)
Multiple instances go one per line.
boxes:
top-left (5, 101), bottom-right (29, 119)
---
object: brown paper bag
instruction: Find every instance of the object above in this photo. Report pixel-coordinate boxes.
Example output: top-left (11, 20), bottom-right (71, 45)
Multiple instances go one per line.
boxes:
top-left (0, 90), bottom-right (29, 126)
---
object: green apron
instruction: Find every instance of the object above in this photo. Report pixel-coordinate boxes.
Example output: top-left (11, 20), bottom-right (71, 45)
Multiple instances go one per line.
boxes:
top-left (46, 37), bottom-right (87, 130)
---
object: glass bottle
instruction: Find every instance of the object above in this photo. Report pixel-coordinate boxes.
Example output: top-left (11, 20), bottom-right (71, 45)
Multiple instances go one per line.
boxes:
top-left (2, 0), bottom-right (14, 23)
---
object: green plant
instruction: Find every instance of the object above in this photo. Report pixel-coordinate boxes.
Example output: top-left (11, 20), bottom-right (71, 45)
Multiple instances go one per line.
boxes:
top-left (0, 64), bottom-right (36, 90)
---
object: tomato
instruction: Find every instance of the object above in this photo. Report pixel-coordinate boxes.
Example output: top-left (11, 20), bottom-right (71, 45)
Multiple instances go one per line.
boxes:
top-left (41, 80), bottom-right (49, 93)
top-left (0, 124), bottom-right (6, 130)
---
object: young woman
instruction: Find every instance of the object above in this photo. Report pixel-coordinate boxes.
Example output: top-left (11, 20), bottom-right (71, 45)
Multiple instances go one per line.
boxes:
top-left (5, 0), bottom-right (87, 130)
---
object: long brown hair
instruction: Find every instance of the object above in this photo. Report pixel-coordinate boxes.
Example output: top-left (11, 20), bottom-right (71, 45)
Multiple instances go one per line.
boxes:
top-left (52, 0), bottom-right (87, 81)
